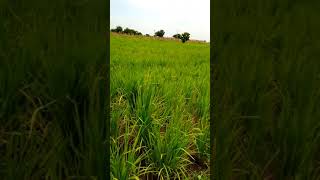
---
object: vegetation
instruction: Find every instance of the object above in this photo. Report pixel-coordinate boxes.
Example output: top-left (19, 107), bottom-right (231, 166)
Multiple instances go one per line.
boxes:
top-left (214, 0), bottom-right (320, 179)
top-left (173, 33), bottom-right (182, 39)
top-left (173, 32), bottom-right (191, 43)
top-left (112, 27), bottom-right (192, 43)
top-left (111, 26), bottom-right (123, 33)
top-left (181, 32), bottom-right (191, 43)
top-left (0, 1), bottom-right (107, 179)
top-left (110, 33), bottom-right (210, 179)
top-left (154, 29), bottom-right (165, 37)
top-left (111, 26), bottom-right (142, 36)
top-left (123, 27), bottom-right (142, 35)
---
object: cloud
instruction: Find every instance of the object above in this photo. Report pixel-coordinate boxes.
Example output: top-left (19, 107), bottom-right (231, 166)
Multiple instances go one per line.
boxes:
top-left (111, 0), bottom-right (210, 41)
top-left (127, 0), bottom-right (209, 22)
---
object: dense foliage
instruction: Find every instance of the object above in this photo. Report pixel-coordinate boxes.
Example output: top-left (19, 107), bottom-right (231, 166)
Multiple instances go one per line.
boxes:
top-left (173, 33), bottom-right (182, 39)
top-left (181, 32), bottom-right (191, 43)
top-left (214, 0), bottom-right (320, 179)
top-left (154, 29), bottom-right (165, 37)
top-left (111, 26), bottom-right (142, 35)
top-left (173, 33), bottom-right (191, 43)
top-left (0, 1), bottom-right (107, 179)
top-left (111, 26), bottom-right (123, 33)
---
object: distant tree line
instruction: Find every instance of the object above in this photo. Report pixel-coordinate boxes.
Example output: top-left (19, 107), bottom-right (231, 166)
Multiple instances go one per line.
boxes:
top-left (111, 26), bottom-right (191, 43)
top-left (111, 26), bottom-right (142, 35)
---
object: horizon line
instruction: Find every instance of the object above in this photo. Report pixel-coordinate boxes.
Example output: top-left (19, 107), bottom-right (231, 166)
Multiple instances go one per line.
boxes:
top-left (109, 26), bottom-right (210, 42)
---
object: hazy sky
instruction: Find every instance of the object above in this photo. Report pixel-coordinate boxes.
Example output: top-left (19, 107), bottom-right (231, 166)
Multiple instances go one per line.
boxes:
top-left (110, 0), bottom-right (210, 41)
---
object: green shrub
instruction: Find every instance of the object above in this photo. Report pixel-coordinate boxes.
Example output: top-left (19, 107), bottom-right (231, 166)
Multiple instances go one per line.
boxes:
top-left (123, 27), bottom-right (142, 35)
top-left (172, 32), bottom-right (190, 43)
top-left (111, 26), bottom-right (123, 33)
top-left (173, 34), bottom-right (182, 39)
top-left (180, 32), bottom-right (190, 43)
top-left (154, 30), bottom-right (165, 37)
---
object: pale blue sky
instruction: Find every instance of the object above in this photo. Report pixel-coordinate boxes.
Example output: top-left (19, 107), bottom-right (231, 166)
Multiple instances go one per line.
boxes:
top-left (111, 0), bottom-right (210, 41)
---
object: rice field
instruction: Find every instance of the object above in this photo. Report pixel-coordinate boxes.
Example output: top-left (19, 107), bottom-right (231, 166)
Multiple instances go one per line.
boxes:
top-left (110, 33), bottom-right (210, 179)
top-left (0, 1), bottom-right (107, 179)
top-left (213, 1), bottom-right (320, 179)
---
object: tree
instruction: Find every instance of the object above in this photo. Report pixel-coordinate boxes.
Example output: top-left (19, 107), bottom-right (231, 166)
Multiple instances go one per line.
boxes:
top-left (172, 32), bottom-right (191, 43)
top-left (123, 28), bottom-right (133, 34)
top-left (123, 28), bottom-right (135, 35)
top-left (155, 30), bottom-right (165, 37)
top-left (111, 26), bottom-right (123, 33)
top-left (180, 32), bottom-right (190, 43)
top-left (145, 34), bottom-right (150, 37)
top-left (115, 26), bottom-right (123, 32)
top-left (122, 28), bottom-right (142, 35)
top-left (173, 34), bottom-right (181, 39)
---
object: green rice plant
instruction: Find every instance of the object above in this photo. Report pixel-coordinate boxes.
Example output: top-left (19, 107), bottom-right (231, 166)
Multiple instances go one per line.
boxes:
top-left (213, 0), bottom-right (320, 179)
top-left (110, 33), bottom-right (210, 178)
top-left (194, 122), bottom-right (210, 164)
top-left (133, 83), bottom-right (158, 147)
top-left (0, 0), bottom-right (107, 179)
top-left (111, 119), bottom-right (151, 180)
top-left (147, 106), bottom-right (193, 179)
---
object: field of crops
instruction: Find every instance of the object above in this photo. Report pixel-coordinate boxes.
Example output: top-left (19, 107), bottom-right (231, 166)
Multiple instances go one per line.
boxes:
top-left (213, 1), bottom-right (320, 179)
top-left (110, 33), bottom-right (210, 179)
top-left (0, 2), bottom-right (107, 179)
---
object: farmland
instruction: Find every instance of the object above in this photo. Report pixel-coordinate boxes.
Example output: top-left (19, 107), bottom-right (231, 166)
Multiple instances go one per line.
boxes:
top-left (213, 1), bottom-right (320, 179)
top-left (110, 33), bottom-right (210, 179)
top-left (0, 2), bottom-right (107, 178)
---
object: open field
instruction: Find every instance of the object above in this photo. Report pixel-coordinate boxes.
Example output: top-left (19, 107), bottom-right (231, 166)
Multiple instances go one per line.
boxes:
top-left (110, 33), bottom-right (210, 179)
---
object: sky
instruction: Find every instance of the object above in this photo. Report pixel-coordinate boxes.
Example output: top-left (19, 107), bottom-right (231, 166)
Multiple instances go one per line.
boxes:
top-left (110, 0), bottom-right (210, 42)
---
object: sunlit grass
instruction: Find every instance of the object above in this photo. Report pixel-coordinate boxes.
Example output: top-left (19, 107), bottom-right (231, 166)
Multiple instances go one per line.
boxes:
top-left (110, 33), bottom-right (210, 179)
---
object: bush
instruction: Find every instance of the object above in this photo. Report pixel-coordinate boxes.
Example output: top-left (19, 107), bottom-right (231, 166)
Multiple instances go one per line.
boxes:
top-left (155, 30), bottom-right (165, 37)
top-left (173, 34), bottom-right (182, 39)
top-left (180, 32), bottom-right (190, 43)
top-left (123, 28), bottom-right (133, 35)
top-left (111, 26), bottom-right (123, 33)
top-left (173, 32), bottom-right (191, 43)
top-left (123, 27), bottom-right (142, 36)
top-left (146, 34), bottom-right (150, 37)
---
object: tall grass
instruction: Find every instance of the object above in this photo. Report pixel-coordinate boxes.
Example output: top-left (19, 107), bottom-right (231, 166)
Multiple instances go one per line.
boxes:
top-left (213, 0), bottom-right (320, 179)
top-left (110, 33), bottom-right (210, 179)
top-left (0, 1), bottom-right (107, 179)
